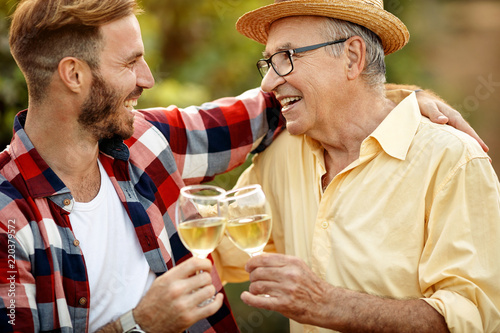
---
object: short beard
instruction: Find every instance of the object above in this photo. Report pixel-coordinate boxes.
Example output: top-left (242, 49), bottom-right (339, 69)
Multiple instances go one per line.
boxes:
top-left (78, 71), bottom-right (135, 141)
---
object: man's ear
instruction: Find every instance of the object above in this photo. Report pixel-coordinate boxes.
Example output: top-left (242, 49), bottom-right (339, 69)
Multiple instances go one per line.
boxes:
top-left (57, 57), bottom-right (91, 93)
top-left (344, 36), bottom-right (366, 81)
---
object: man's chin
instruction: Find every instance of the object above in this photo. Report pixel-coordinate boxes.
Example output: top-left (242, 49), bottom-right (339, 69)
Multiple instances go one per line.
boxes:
top-left (118, 129), bottom-right (134, 141)
top-left (93, 122), bottom-right (135, 142)
top-left (110, 126), bottom-right (135, 141)
top-left (284, 121), bottom-right (304, 137)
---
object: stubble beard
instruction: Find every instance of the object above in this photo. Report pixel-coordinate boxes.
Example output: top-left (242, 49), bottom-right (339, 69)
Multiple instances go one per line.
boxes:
top-left (78, 71), bottom-right (135, 141)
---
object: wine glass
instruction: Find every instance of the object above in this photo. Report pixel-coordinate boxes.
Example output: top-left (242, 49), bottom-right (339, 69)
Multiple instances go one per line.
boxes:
top-left (223, 184), bottom-right (272, 257)
top-left (175, 185), bottom-right (227, 306)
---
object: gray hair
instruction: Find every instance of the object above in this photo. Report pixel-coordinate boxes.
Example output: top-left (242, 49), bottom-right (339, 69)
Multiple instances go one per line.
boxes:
top-left (321, 17), bottom-right (386, 92)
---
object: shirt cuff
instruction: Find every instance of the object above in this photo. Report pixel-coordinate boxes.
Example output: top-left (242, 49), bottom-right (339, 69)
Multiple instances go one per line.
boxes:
top-left (422, 289), bottom-right (484, 332)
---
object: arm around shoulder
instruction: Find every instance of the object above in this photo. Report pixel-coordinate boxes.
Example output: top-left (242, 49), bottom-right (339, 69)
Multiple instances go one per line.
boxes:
top-left (385, 83), bottom-right (488, 151)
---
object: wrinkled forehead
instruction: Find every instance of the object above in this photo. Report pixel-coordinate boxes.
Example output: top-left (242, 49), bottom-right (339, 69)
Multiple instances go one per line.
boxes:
top-left (264, 16), bottom-right (328, 55)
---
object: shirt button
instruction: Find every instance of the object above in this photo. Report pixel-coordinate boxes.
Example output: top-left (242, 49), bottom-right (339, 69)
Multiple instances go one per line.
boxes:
top-left (78, 297), bottom-right (87, 306)
top-left (321, 221), bottom-right (329, 229)
top-left (63, 199), bottom-right (71, 206)
top-left (73, 239), bottom-right (80, 247)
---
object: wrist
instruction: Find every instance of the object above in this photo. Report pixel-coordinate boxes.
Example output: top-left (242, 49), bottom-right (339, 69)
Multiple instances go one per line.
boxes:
top-left (120, 309), bottom-right (146, 333)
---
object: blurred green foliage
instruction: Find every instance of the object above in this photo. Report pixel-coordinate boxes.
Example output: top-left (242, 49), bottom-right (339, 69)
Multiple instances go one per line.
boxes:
top-left (0, 1), bottom-right (498, 332)
top-left (0, 0), bottom-right (27, 149)
top-left (136, 0), bottom-right (267, 109)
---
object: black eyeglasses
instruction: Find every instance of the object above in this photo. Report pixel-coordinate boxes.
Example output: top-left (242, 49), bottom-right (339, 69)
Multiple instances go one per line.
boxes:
top-left (256, 38), bottom-right (348, 78)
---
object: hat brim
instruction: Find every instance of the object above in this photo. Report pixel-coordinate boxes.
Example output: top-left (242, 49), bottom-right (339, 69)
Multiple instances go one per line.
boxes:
top-left (236, 0), bottom-right (410, 55)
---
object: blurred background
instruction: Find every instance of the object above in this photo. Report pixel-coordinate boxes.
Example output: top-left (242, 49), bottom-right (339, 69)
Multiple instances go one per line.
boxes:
top-left (1, 0), bottom-right (499, 332)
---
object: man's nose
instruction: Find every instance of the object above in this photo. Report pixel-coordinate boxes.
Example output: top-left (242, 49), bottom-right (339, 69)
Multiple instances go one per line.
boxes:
top-left (260, 67), bottom-right (287, 93)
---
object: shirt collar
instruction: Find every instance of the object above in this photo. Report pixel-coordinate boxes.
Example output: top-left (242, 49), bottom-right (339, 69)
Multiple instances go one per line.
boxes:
top-left (304, 90), bottom-right (420, 162)
top-left (10, 111), bottom-right (69, 200)
top-left (367, 91), bottom-right (421, 161)
top-left (10, 110), bottom-right (130, 201)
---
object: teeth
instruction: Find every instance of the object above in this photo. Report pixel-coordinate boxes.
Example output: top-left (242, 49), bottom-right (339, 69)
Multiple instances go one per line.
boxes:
top-left (280, 96), bottom-right (301, 110)
top-left (124, 99), bottom-right (138, 111)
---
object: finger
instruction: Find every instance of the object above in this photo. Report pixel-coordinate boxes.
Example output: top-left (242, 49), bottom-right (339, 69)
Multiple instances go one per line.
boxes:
top-left (446, 110), bottom-right (489, 152)
top-left (434, 101), bottom-right (489, 152)
top-left (165, 257), bottom-right (213, 280)
top-left (186, 257), bottom-right (214, 274)
top-left (245, 253), bottom-right (287, 272)
top-left (172, 292), bottom-right (224, 331)
top-left (248, 265), bottom-right (290, 284)
top-left (248, 279), bottom-right (283, 296)
top-left (152, 261), bottom-right (214, 304)
top-left (194, 291), bottom-right (224, 315)
top-left (190, 283), bottom-right (218, 305)
top-left (241, 291), bottom-right (275, 310)
top-left (479, 139), bottom-right (489, 153)
top-left (460, 126), bottom-right (489, 152)
top-left (190, 270), bottom-right (214, 289)
top-left (423, 101), bottom-right (449, 124)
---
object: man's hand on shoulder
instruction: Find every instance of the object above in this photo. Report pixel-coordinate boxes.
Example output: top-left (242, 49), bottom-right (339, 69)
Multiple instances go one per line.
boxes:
top-left (386, 83), bottom-right (489, 152)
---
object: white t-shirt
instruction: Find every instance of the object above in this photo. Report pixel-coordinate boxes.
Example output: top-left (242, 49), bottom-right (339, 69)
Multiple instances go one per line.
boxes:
top-left (70, 161), bottom-right (156, 332)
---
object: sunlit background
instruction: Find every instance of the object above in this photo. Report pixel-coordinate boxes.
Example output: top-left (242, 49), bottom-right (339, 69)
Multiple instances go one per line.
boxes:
top-left (1, 0), bottom-right (499, 332)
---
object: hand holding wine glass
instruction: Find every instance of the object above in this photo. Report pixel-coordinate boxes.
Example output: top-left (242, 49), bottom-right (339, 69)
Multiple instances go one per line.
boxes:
top-left (175, 185), bottom-right (227, 306)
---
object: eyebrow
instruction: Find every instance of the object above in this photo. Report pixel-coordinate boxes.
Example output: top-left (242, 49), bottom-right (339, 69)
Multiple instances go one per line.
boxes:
top-left (125, 51), bottom-right (144, 63)
top-left (262, 42), bottom-right (293, 58)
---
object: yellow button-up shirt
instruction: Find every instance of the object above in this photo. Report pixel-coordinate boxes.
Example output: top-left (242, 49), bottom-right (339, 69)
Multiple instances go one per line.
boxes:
top-left (215, 91), bottom-right (500, 332)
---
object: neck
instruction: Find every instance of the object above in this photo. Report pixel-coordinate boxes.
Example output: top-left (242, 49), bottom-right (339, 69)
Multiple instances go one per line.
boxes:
top-left (25, 101), bottom-right (102, 202)
top-left (318, 86), bottom-right (395, 179)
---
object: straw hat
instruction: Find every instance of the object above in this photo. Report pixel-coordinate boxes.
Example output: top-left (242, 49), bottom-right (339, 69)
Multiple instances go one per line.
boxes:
top-left (236, 0), bottom-right (409, 55)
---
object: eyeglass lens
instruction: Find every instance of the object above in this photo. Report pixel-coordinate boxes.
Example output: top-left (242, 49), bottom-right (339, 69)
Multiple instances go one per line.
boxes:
top-left (257, 51), bottom-right (292, 78)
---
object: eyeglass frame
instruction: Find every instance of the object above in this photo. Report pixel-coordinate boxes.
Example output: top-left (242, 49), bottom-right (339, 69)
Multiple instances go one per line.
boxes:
top-left (256, 38), bottom-right (349, 79)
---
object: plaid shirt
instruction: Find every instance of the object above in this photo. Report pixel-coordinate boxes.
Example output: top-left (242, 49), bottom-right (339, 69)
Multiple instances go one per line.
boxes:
top-left (0, 88), bottom-right (282, 333)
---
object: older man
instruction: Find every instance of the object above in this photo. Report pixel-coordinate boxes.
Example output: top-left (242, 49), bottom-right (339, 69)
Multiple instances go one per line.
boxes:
top-left (215, 0), bottom-right (500, 332)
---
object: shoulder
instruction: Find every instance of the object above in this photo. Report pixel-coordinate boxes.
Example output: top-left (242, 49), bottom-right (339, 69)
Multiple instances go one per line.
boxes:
top-left (127, 111), bottom-right (171, 151)
top-left (412, 117), bottom-right (495, 187)
top-left (416, 117), bottom-right (488, 162)
top-left (248, 132), bottom-right (315, 181)
top-left (0, 156), bottom-right (31, 233)
top-left (0, 145), bottom-right (12, 171)
top-left (0, 146), bottom-right (22, 199)
top-left (253, 131), bottom-right (305, 163)
top-left (132, 109), bottom-right (164, 135)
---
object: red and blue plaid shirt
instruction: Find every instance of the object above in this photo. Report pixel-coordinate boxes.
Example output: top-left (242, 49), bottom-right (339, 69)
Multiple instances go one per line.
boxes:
top-left (0, 88), bottom-right (282, 333)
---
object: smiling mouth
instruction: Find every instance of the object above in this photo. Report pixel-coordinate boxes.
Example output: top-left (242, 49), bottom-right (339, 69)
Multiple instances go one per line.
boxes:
top-left (124, 99), bottom-right (138, 111)
top-left (280, 96), bottom-right (302, 111)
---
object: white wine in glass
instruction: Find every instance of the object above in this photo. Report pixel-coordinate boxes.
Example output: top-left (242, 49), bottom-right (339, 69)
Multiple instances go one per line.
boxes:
top-left (224, 185), bottom-right (272, 257)
top-left (175, 185), bottom-right (227, 306)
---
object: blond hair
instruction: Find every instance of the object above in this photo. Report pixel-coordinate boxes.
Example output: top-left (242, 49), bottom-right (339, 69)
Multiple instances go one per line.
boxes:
top-left (9, 0), bottom-right (142, 103)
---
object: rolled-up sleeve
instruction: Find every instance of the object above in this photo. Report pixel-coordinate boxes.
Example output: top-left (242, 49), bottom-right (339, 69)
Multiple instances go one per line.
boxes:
top-left (421, 156), bottom-right (500, 332)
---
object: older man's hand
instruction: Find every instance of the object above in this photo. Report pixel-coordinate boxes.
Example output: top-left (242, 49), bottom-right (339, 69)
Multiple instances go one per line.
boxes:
top-left (241, 253), bottom-right (449, 332)
top-left (241, 253), bottom-right (332, 327)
